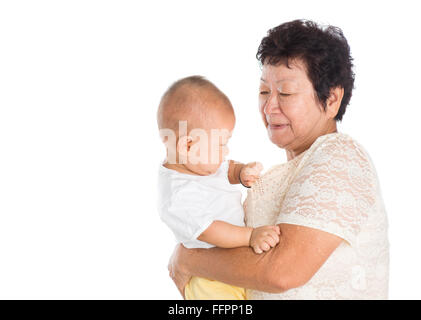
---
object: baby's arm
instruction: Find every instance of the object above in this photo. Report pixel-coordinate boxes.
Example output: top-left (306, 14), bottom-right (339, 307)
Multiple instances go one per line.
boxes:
top-left (198, 221), bottom-right (252, 248)
top-left (198, 220), bottom-right (280, 254)
top-left (228, 160), bottom-right (263, 187)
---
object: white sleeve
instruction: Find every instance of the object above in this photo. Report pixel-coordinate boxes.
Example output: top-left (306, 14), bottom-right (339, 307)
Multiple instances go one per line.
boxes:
top-left (276, 136), bottom-right (378, 246)
top-left (160, 181), bottom-right (219, 244)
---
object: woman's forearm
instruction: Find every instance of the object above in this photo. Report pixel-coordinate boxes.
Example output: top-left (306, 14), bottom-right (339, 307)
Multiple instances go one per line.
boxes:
top-left (182, 245), bottom-right (284, 293)
top-left (173, 224), bottom-right (343, 295)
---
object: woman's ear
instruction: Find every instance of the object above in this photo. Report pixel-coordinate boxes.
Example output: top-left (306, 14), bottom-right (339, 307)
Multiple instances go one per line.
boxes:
top-left (326, 87), bottom-right (344, 119)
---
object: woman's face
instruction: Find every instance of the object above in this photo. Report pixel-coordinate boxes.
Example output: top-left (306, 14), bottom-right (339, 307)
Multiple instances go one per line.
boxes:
top-left (259, 59), bottom-right (331, 153)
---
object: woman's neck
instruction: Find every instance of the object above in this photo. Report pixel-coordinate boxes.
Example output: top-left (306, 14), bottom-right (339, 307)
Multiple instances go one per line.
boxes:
top-left (286, 125), bottom-right (338, 161)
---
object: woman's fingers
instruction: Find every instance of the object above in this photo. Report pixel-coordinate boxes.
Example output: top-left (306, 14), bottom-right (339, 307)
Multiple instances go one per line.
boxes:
top-left (168, 244), bottom-right (191, 299)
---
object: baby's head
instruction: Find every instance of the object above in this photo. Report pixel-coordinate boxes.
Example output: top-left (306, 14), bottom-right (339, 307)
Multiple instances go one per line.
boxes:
top-left (157, 76), bottom-right (235, 175)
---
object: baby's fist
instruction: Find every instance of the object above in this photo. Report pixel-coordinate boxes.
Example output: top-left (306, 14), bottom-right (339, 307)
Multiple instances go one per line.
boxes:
top-left (240, 162), bottom-right (263, 187)
top-left (250, 225), bottom-right (280, 254)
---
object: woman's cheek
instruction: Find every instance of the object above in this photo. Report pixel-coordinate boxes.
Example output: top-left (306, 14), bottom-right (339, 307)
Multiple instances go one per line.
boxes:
top-left (258, 96), bottom-right (266, 111)
top-left (258, 101), bottom-right (268, 126)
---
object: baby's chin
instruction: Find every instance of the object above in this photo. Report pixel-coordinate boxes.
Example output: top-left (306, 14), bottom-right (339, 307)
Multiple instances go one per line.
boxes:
top-left (184, 162), bottom-right (222, 176)
top-left (198, 163), bottom-right (223, 176)
top-left (206, 165), bottom-right (222, 175)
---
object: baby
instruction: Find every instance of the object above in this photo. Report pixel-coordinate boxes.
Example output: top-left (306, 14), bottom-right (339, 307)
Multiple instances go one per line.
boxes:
top-left (157, 75), bottom-right (280, 300)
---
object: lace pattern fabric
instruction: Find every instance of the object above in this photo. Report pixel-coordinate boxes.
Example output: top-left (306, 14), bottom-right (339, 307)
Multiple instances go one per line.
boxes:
top-left (244, 132), bottom-right (389, 299)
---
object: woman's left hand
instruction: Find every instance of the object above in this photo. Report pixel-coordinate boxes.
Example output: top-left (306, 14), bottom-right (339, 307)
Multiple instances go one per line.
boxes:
top-left (168, 244), bottom-right (191, 299)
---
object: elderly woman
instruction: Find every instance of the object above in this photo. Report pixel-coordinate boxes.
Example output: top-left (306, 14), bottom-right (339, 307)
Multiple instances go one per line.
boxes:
top-left (168, 19), bottom-right (389, 299)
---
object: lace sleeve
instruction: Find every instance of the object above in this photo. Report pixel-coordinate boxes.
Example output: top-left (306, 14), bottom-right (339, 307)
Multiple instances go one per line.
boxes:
top-left (276, 136), bottom-right (377, 246)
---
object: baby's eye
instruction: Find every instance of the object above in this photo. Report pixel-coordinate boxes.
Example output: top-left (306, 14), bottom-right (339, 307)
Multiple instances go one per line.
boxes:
top-left (259, 91), bottom-right (270, 95)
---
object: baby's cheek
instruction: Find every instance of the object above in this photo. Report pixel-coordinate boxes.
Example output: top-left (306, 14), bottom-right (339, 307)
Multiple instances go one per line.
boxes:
top-left (221, 145), bottom-right (229, 160)
top-left (207, 163), bottom-right (222, 175)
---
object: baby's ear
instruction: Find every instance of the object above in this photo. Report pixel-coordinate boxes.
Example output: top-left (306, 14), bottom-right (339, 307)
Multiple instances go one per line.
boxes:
top-left (176, 135), bottom-right (193, 156)
top-left (159, 128), bottom-right (176, 144)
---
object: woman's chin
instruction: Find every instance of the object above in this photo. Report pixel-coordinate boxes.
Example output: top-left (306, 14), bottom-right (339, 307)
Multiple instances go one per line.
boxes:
top-left (268, 132), bottom-right (289, 148)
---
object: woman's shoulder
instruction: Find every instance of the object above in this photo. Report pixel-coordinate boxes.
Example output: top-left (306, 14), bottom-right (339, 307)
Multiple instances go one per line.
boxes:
top-left (294, 131), bottom-right (378, 185)
top-left (311, 131), bottom-right (362, 151)
top-left (305, 132), bottom-right (373, 166)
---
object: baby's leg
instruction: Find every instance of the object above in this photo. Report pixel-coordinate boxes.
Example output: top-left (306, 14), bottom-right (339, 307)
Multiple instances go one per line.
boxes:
top-left (185, 276), bottom-right (246, 300)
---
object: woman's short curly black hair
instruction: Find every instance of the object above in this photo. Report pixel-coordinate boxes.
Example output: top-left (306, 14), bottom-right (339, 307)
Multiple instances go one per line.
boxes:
top-left (256, 19), bottom-right (355, 122)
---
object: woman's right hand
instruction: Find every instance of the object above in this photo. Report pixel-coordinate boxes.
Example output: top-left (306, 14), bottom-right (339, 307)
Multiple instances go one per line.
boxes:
top-left (168, 244), bottom-right (192, 299)
top-left (250, 225), bottom-right (281, 254)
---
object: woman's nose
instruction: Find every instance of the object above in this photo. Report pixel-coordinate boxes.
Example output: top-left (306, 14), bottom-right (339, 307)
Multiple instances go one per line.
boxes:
top-left (263, 92), bottom-right (281, 115)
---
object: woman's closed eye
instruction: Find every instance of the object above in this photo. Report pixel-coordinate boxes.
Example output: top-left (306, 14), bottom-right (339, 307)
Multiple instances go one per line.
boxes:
top-left (259, 90), bottom-right (292, 97)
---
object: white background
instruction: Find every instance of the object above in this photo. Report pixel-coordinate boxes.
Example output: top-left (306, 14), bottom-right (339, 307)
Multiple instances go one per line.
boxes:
top-left (0, 0), bottom-right (420, 299)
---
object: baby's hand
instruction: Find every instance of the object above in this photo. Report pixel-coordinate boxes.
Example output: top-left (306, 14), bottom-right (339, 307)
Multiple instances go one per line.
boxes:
top-left (239, 162), bottom-right (263, 187)
top-left (250, 225), bottom-right (280, 254)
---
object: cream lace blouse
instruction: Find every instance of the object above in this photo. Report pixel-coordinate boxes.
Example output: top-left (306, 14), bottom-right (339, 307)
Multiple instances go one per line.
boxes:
top-left (244, 132), bottom-right (389, 299)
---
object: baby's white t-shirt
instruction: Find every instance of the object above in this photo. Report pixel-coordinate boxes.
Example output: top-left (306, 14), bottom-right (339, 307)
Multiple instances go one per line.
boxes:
top-left (157, 160), bottom-right (245, 249)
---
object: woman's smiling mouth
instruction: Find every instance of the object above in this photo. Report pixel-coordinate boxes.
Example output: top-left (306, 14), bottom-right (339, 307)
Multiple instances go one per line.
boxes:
top-left (268, 124), bottom-right (289, 130)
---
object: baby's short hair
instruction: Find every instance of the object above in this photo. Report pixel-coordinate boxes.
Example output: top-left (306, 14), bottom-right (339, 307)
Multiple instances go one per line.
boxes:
top-left (157, 75), bottom-right (233, 134)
